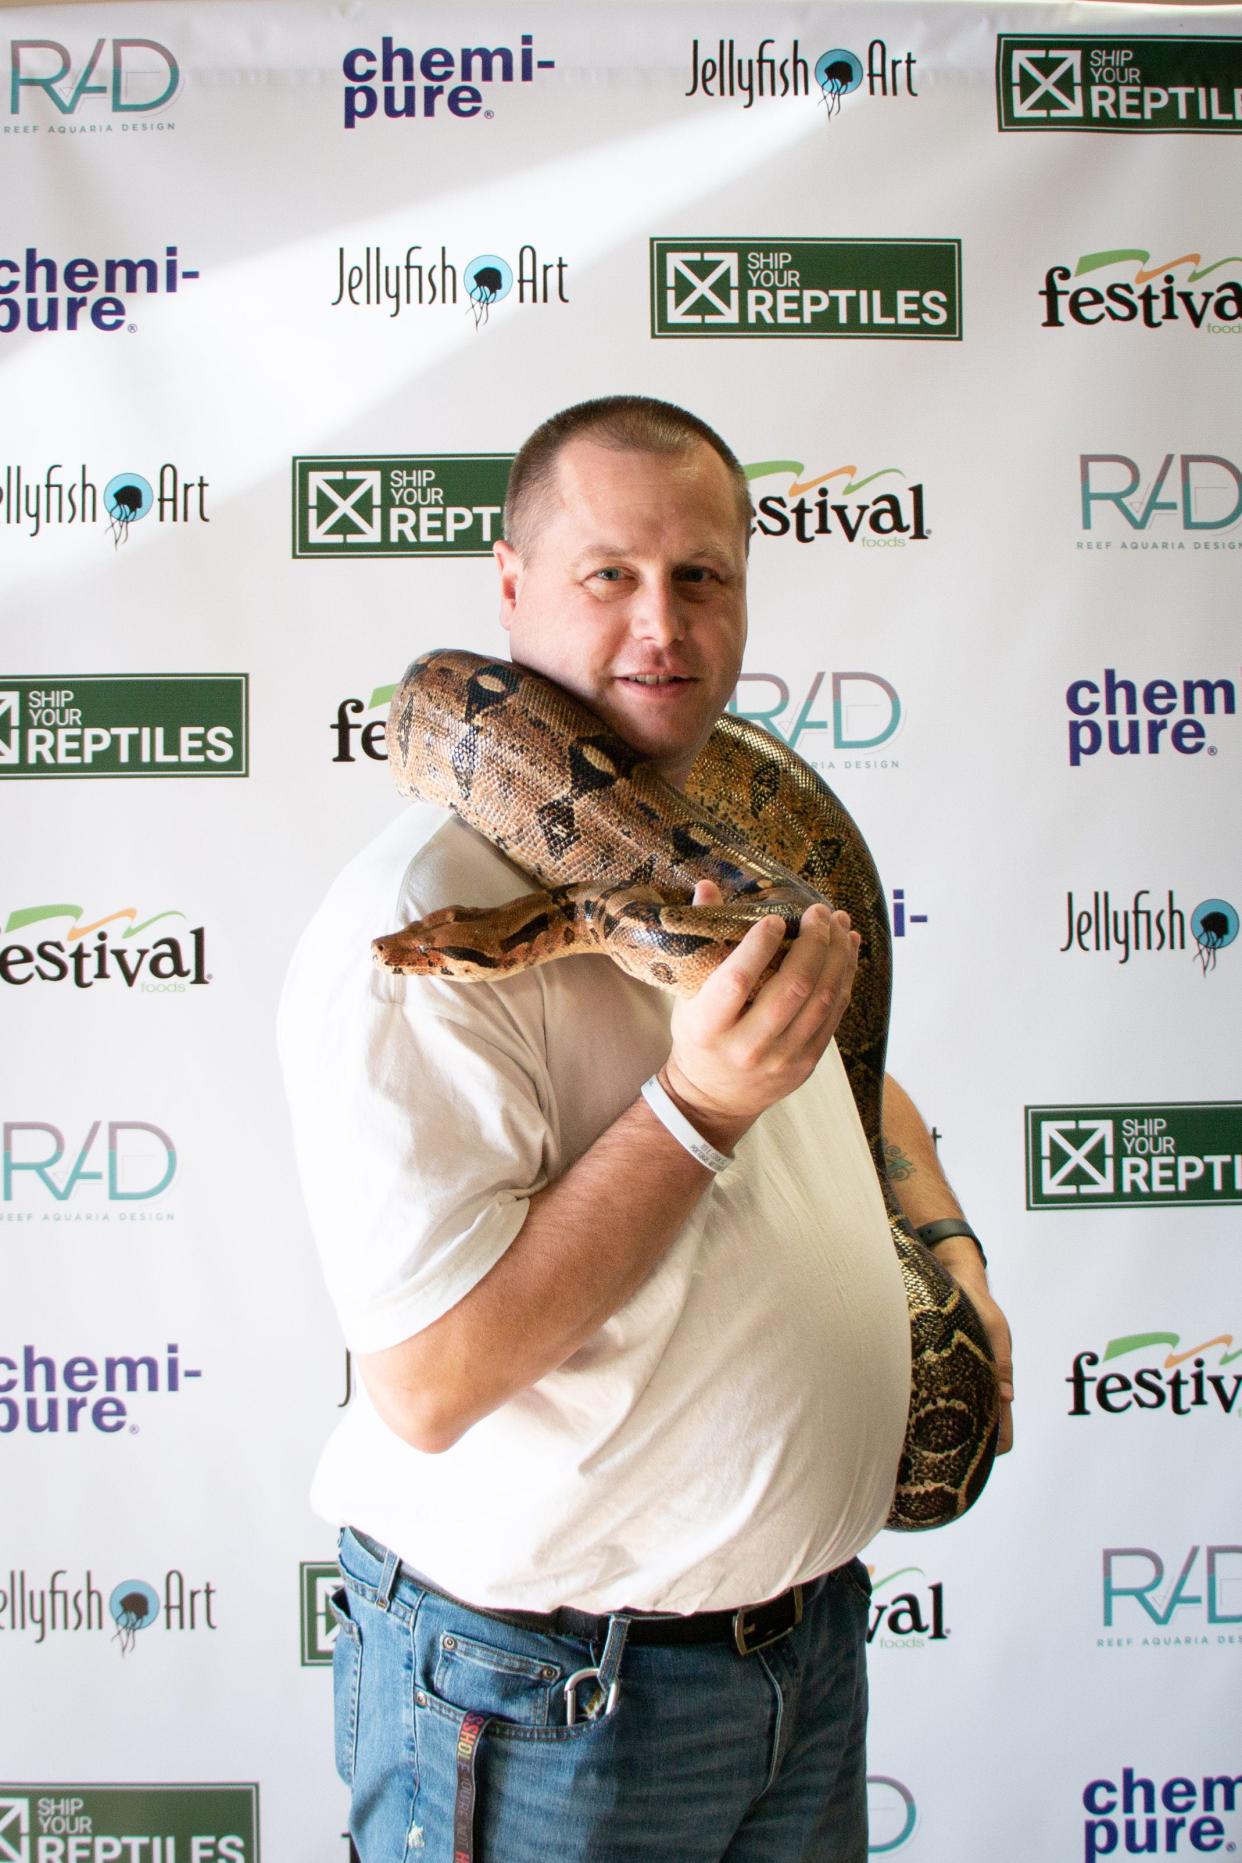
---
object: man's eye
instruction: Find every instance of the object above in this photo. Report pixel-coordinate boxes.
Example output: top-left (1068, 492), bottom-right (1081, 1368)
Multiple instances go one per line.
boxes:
top-left (592, 567), bottom-right (624, 582)
top-left (676, 566), bottom-right (715, 584)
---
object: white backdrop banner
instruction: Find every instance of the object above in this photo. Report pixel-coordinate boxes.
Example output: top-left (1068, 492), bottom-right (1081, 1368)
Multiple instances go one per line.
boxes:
top-left (2, 2), bottom-right (1239, 1858)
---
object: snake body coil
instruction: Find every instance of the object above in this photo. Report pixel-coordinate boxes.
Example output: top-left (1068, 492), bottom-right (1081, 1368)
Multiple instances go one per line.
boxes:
top-left (373, 649), bottom-right (999, 1531)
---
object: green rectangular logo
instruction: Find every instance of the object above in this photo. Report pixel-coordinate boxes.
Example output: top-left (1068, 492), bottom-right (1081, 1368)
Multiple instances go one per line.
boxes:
top-left (0, 677), bottom-right (248, 779)
top-left (997, 36), bottom-right (1242, 132)
top-left (299, 1561), bottom-right (339, 1667)
top-left (0, 1785), bottom-right (258, 1859)
top-left (1025, 1102), bottom-right (1242, 1210)
top-left (292, 454), bottom-right (512, 557)
top-left (650, 239), bottom-right (961, 339)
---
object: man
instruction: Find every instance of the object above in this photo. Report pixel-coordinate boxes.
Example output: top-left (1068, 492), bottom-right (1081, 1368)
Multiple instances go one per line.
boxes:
top-left (279, 396), bottom-right (1013, 1862)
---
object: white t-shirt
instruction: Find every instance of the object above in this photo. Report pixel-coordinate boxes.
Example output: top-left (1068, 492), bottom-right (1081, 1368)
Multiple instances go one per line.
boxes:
top-left (278, 804), bottom-right (911, 1615)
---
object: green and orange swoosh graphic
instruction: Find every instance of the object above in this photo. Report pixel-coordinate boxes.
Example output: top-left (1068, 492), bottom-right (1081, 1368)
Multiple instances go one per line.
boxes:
top-left (4, 904), bottom-right (186, 941)
top-left (1103, 1332), bottom-right (1242, 1368)
top-left (1074, 249), bottom-right (1242, 284)
top-left (743, 461), bottom-right (906, 498)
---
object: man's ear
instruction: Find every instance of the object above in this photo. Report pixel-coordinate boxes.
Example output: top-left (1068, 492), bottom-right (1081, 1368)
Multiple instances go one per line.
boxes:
top-left (494, 539), bottom-right (521, 631)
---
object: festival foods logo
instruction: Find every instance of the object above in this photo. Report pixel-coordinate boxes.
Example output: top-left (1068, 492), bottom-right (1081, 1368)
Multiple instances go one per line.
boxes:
top-left (4, 36), bottom-right (179, 127)
top-left (1059, 892), bottom-right (1237, 972)
top-left (998, 36), bottom-right (1242, 132)
top-left (0, 1787), bottom-right (257, 1860)
top-left (332, 683), bottom-right (397, 763)
top-left (293, 456), bottom-right (512, 558)
top-left (0, 1344), bottom-right (202, 1435)
top-left (0, 677), bottom-right (248, 778)
top-left (1102, 1546), bottom-right (1242, 1644)
top-left (1068, 1330), bottom-right (1241, 1420)
top-left (299, 1562), bottom-right (339, 1666)
top-left (1079, 453), bottom-right (1242, 548)
top-left (1026, 1104), bottom-right (1242, 1210)
top-left (340, 33), bottom-right (554, 129)
top-left (0, 903), bottom-right (210, 991)
top-left (684, 36), bottom-right (918, 118)
top-left (1040, 248), bottom-right (1242, 331)
top-left (745, 460), bottom-right (929, 547)
top-left (865, 1565), bottom-right (948, 1650)
top-left (650, 239), bottom-right (961, 339)
top-left (1064, 670), bottom-right (1235, 767)
top-left (0, 465), bottom-right (209, 543)
top-left (0, 247), bottom-right (198, 333)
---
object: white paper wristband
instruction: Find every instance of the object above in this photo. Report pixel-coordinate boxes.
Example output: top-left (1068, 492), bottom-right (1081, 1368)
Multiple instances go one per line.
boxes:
top-left (640, 1074), bottom-right (733, 1174)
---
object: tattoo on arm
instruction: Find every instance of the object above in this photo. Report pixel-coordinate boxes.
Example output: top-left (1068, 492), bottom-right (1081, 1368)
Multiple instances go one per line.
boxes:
top-left (884, 1140), bottom-right (915, 1183)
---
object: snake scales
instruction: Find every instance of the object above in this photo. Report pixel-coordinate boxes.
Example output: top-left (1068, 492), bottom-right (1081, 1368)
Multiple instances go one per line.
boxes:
top-left (373, 648), bottom-right (999, 1531)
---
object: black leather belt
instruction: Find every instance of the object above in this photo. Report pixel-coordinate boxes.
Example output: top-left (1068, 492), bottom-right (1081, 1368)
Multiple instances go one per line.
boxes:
top-left (349, 1528), bottom-right (812, 1655)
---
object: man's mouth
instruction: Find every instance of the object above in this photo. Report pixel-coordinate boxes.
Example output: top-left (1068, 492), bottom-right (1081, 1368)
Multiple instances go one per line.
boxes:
top-left (620, 673), bottom-right (694, 686)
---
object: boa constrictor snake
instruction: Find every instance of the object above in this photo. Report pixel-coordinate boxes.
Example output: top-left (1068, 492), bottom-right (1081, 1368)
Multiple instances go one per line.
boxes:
top-left (373, 648), bottom-right (999, 1531)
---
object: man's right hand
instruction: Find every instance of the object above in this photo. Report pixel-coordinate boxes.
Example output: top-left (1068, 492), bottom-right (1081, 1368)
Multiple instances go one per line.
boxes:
top-left (662, 882), bottom-right (860, 1145)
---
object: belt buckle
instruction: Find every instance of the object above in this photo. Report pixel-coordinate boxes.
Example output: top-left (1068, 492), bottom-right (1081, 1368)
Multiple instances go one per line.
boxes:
top-left (732, 1584), bottom-right (803, 1657)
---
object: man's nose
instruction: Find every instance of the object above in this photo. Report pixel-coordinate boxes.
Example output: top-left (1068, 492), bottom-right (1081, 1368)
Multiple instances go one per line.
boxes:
top-left (629, 577), bottom-right (686, 644)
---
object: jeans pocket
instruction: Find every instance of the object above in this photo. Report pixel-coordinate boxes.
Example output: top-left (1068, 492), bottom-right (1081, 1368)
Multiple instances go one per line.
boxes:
top-left (431, 1629), bottom-right (561, 1728)
top-left (329, 1584), bottom-right (363, 1784)
top-left (839, 1559), bottom-right (874, 1612)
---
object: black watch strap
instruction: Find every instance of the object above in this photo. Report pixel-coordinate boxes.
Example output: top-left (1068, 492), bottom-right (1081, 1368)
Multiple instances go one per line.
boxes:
top-left (915, 1218), bottom-right (987, 1268)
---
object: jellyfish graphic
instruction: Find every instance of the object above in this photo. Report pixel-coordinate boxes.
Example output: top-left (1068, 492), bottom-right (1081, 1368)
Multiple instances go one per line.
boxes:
top-left (110, 1576), bottom-right (160, 1656)
top-left (1191, 897), bottom-right (1238, 976)
top-left (464, 253), bottom-right (514, 331)
top-left (815, 49), bottom-right (864, 119)
top-left (103, 471), bottom-right (154, 549)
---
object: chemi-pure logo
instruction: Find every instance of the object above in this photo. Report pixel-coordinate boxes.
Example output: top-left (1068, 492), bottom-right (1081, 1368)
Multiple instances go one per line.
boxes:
top-left (999, 35), bottom-right (1242, 132)
top-left (0, 464), bottom-right (209, 543)
top-left (1101, 1546), bottom-right (1242, 1647)
top-left (685, 36), bottom-right (918, 118)
top-left (5, 37), bottom-right (178, 132)
top-left (1027, 1103), bottom-right (1242, 1210)
top-left (1082, 1772), bottom-right (1240, 1863)
top-left (341, 33), bottom-right (554, 129)
top-left (867, 1777), bottom-right (918, 1854)
top-left (0, 1787), bottom-right (257, 1862)
top-left (330, 243), bottom-right (567, 328)
top-left (0, 678), bottom-right (247, 779)
top-left (0, 1567), bottom-right (216, 1651)
top-left (865, 1565), bottom-right (948, 1650)
top-left (1040, 248), bottom-right (1242, 332)
top-left (300, 1561), bottom-right (339, 1666)
top-left (1079, 453), bottom-right (1242, 548)
top-left (0, 903), bottom-right (209, 992)
top-left (1068, 1330), bottom-right (1241, 1421)
top-left (650, 239), bottom-right (961, 340)
top-left (729, 670), bottom-right (903, 773)
top-left (745, 461), bottom-right (929, 548)
top-left (3, 1121), bottom-right (177, 1212)
top-left (1059, 891), bottom-right (1237, 974)
top-left (1065, 670), bottom-right (1236, 766)
top-left (0, 247), bottom-right (197, 334)
top-left (0, 1343), bottom-right (200, 1435)
top-left (293, 455), bottom-right (511, 558)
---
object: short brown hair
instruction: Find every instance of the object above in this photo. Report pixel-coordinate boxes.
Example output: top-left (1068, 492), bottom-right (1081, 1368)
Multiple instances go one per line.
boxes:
top-left (503, 395), bottom-right (752, 558)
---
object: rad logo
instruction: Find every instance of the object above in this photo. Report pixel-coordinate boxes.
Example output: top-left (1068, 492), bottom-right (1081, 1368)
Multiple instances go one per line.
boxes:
top-left (1083, 1771), bottom-right (1241, 1862)
top-left (6, 37), bottom-right (179, 124)
top-left (1065, 670), bottom-right (1236, 766)
top-left (999, 35), bottom-right (1242, 132)
top-left (1041, 248), bottom-right (1242, 332)
top-left (0, 903), bottom-right (209, 992)
top-left (0, 1786), bottom-right (257, 1861)
top-left (729, 670), bottom-right (903, 774)
top-left (651, 238), bottom-right (960, 340)
top-left (293, 455), bottom-right (511, 558)
top-left (1068, 1331), bottom-right (1242, 1421)
top-left (1102, 1546), bottom-right (1242, 1644)
top-left (0, 247), bottom-right (198, 334)
top-left (0, 1343), bottom-right (200, 1435)
top-left (1027, 1103), bottom-right (1242, 1210)
top-left (1080, 454), bottom-right (1242, 547)
top-left (3, 1121), bottom-right (177, 1210)
top-left (341, 34), bottom-right (555, 129)
top-left (746, 460), bottom-right (929, 547)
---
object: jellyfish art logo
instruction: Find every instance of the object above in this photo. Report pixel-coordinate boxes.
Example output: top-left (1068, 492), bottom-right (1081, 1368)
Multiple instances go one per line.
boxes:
top-left (109, 1578), bottom-right (159, 1656)
top-left (464, 253), bottom-right (513, 330)
top-left (868, 1776), bottom-right (917, 1853)
top-left (1191, 898), bottom-right (1238, 975)
top-left (816, 49), bottom-right (863, 118)
top-left (104, 472), bottom-right (153, 548)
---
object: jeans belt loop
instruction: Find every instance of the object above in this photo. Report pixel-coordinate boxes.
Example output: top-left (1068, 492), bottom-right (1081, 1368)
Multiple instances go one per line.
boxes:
top-left (375, 1547), bottom-right (401, 1612)
top-left (564, 1612), bottom-right (631, 1725)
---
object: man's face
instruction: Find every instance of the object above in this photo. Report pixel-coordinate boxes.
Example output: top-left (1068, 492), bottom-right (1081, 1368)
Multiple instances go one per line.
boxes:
top-left (494, 436), bottom-right (749, 787)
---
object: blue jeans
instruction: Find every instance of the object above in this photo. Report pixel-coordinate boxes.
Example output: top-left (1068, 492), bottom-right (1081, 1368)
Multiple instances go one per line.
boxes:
top-left (332, 1526), bottom-right (872, 1862)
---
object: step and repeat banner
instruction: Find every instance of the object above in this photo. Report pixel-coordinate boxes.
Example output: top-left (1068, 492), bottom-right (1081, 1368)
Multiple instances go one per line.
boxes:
top-left (3, 1), bottom-right (1239, 1857)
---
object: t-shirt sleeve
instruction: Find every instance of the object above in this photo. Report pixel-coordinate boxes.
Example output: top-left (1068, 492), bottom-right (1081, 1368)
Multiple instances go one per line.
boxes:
top-left (280, 896), bottom-right (552, 1355)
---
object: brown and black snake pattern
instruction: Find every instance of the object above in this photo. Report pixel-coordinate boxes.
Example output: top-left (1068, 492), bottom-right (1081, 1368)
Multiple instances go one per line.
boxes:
top-left (373, 649), bottom-right (999, 1531)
